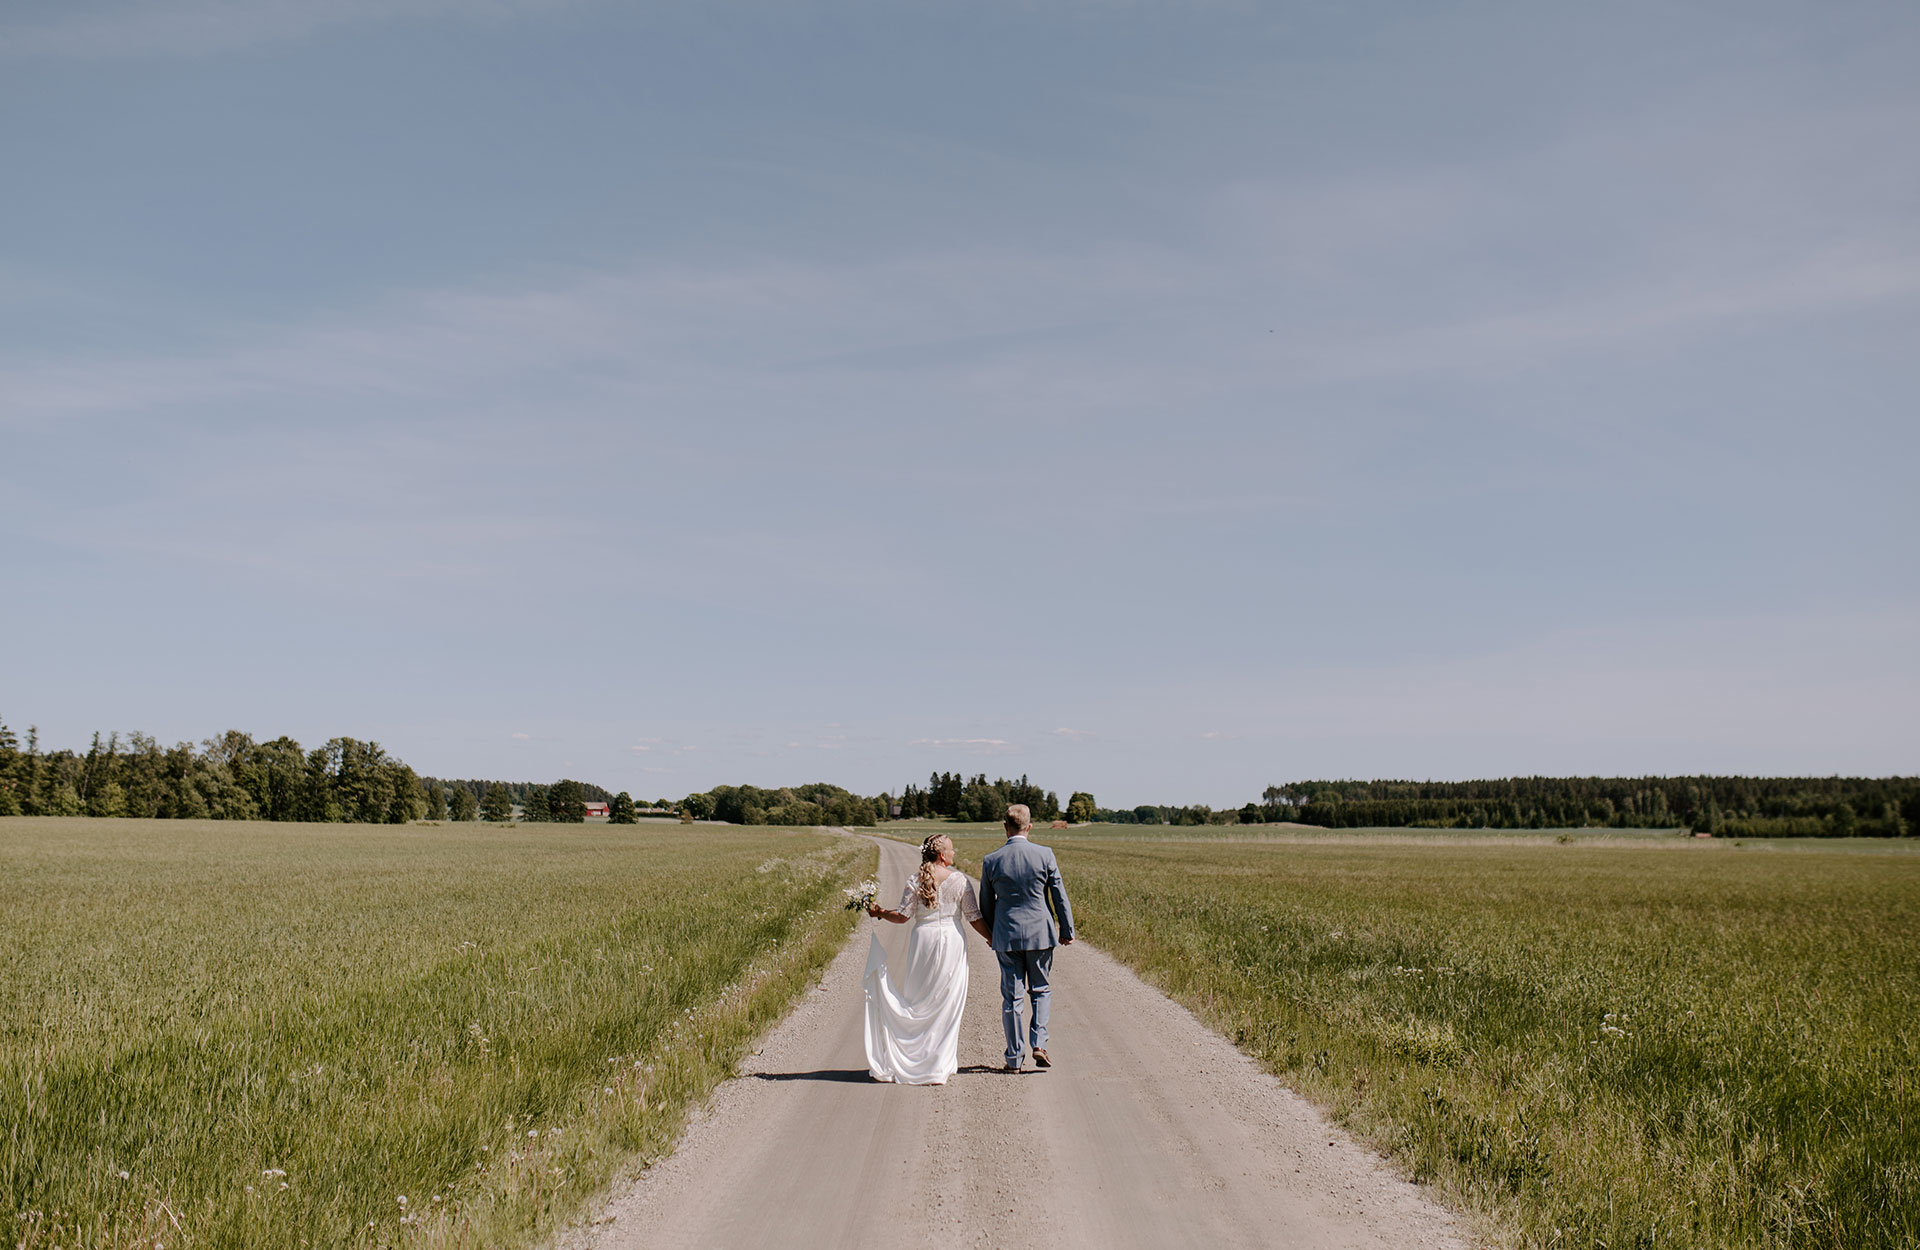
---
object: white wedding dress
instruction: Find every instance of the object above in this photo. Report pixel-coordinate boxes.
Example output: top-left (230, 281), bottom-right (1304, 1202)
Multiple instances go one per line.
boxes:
top-left (864, 871), bottom-right (981, 1085)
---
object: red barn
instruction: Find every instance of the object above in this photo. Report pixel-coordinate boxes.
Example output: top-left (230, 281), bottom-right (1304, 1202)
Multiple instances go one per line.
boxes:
top-left (583, 801), bottom-right (610, 819)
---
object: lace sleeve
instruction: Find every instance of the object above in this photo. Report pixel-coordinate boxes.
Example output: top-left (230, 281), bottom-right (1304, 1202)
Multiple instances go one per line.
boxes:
top-left (898, 884), bottom-right (917, 914)
top-left (958, 875), bottom-right (982, 923)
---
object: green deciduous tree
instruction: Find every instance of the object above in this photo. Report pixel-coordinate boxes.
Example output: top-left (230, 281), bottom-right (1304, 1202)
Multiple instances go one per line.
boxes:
top-left (449, 786), bottom-right (479, 822)
top-left (49, 780), bottom-right (83, 816)
top-left (608, 791), bottom-right (637, 824)
top-left (549, 779), bottom-right (586, 823)
top-left (1066, 792), bottom-right (1097, 824)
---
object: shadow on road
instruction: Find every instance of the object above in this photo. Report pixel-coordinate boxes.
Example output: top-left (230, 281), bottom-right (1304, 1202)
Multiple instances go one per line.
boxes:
top-left (751, 1069), bottom-right (872, 1083)
top-left (752, 1066), bottom-right (1021, 1082)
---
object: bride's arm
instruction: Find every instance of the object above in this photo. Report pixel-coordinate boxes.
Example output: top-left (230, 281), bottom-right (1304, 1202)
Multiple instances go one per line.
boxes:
top-left (868, 883), bottom-right (916, 924)
top-left (960, 876), bottom-right (990, 941)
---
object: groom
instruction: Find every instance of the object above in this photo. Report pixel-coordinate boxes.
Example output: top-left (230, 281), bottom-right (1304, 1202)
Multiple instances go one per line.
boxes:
top-left (977, 803), bottom-right (1075, 1072)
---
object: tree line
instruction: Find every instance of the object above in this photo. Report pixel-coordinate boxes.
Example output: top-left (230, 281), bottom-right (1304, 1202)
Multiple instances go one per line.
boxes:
top-left (679, 782), bottom-right (885, 827)
top-left (0, 718), bottom-right (427, 823)
top-left (1250, 776), bottom-right (1919, 836)
top-left (0, 715), bottom-right (642, 827)
top-left (432, 777), bottom-right (618, 810)
top-left (895, 773), bottom-right (1067, 823)
top-left (1084, 802), bottom-right (1234, 826)
top-left (424, 777), bottom-right (656, 824)
top-left (675, 773), bottom-right (1091, 828)
top-left (22, 714), bottom-right (1901, 840)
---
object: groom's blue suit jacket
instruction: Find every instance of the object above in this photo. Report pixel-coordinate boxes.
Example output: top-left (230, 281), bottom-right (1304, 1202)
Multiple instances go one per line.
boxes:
top-left (978, 836), bottom-right (1074, 952)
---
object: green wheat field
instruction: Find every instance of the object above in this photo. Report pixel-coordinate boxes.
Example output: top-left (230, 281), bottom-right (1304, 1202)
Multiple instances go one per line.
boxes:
top-left (11, 817), bottom-right (1917, 1250)
top-left (1, 817), bottom-right (863, 1249)
top-left (938, 826), bottom-right (1919, 1250)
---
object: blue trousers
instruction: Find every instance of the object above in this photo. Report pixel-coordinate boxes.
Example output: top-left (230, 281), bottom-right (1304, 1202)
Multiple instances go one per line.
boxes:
top-left (996, 947), bottom-right (1054, 1064)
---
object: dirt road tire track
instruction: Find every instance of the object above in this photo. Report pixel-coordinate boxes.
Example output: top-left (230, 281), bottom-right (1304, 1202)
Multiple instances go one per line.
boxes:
top-left (563, 836), bottom-right (1472, 1249)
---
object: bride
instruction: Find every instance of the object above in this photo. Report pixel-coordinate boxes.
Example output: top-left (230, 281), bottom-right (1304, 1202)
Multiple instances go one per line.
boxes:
top-left (863, 834), bottom-right (990, 1085)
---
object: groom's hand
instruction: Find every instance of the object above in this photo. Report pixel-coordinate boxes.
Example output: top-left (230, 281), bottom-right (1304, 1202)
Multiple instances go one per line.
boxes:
top-left (1061, 937), bottom-right (1074, 945)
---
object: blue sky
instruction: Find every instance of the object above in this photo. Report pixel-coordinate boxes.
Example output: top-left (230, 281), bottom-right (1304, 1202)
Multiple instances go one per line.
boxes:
top-left (3, 1), bottom-right (1915, 806)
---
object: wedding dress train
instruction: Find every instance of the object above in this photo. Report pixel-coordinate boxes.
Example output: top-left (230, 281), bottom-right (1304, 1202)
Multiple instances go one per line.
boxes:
top-left (864, 871), bottom-right (980, 1085)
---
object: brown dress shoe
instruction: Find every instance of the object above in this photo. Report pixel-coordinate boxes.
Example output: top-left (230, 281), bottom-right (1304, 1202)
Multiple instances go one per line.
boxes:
top-left (1032, 1048), bottom-right (1051, 1068)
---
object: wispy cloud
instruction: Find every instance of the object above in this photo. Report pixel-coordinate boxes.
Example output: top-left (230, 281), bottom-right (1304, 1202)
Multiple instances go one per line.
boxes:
top-left (631, 738), bottom-right (702, 758)
top-left (0, 0), bottom-right (573, 60)
top-left (11, 215), bottom-right (1913, 441)
top-left (1051, 727), bottom-right (1096, 740)
top-left (909, 737), bottom-right (1018, 756)
top-left (0, 245), bottom-right (1198, 427)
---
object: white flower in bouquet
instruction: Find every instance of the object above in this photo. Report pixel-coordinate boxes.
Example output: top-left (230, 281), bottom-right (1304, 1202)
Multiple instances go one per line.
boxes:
top-left (843, 877), bottom-right (880, 912)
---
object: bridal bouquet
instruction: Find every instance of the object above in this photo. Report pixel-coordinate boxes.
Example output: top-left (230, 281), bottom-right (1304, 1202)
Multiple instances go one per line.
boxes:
top-left (843, 878), bottom-right (880, 912)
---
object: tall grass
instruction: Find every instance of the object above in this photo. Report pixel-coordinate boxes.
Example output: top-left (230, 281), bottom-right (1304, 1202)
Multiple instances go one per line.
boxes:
top-left (951, 832), bottom-right (1919, 1249)
top-left (1, 817), bottom-right (864, 1249)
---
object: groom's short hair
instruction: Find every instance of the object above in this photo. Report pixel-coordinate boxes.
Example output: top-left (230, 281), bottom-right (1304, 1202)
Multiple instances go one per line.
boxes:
top-left (1004, 804), bottom-right (1032, 833)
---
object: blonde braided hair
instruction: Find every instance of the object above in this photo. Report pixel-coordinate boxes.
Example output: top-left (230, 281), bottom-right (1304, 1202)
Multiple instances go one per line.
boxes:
top-left (914, 835), bottom-right (952, 906)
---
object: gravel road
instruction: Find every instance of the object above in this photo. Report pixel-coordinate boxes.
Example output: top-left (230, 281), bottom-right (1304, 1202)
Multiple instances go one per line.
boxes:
top-left (563, 836), bottom-right (1472, 1250)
